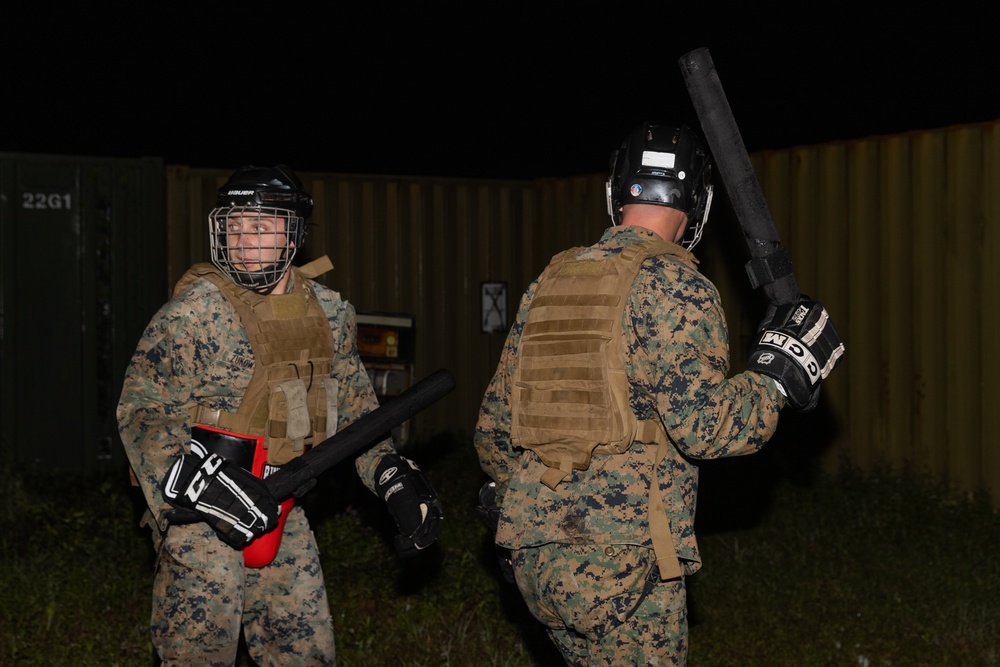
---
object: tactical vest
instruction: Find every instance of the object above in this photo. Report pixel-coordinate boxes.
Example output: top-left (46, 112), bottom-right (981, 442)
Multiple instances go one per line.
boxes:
top-left (510, 237), bottom-right (697, 580)
top-left (177, 257), bottom-right (340, 466)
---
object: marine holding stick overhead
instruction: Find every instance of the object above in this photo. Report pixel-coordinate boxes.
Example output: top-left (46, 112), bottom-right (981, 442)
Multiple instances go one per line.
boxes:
top-left (474, 123), bottom-right (844, 666)
top-left (118, 164), bottom-right (442, 666)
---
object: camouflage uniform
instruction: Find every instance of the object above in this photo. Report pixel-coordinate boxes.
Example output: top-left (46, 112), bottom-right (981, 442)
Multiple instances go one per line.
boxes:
top-left (474, 225), bottom-right (784, 666)
top-left (118, 268), bottom-right (392, 667)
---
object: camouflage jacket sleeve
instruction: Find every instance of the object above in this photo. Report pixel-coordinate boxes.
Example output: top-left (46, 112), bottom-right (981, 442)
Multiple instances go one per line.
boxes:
top-left (117, 279), bottom-right (249, 531)
top-left (312, 284), bottom-right (395, 494)
top-left (629, 254), bottom-right (784, 459)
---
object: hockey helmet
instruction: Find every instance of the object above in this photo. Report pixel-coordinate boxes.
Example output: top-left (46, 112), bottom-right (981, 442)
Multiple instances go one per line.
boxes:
top-left (606, 122), bottom-right (714, 250)
top-left (208, 164), bottom-right (313, 293)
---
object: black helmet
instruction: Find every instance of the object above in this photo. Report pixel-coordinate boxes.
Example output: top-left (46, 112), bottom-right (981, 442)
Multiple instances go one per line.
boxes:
top-left (208, 164), bottom-right (313, 293)
top-left (214, 164), bottom-right (313, 245)
top-left (606, 123), bottom-right (714, 250)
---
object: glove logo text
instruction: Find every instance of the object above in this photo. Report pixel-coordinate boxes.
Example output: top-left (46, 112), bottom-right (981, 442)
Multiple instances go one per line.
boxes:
top-left (185, 455), bottom-right (222, 503)
top-left (760, 331), bottom-right (821, 383)
top-left (379, 467), bottom-right (398, 485)
top-left (756, 352), bottom-right (776, 365)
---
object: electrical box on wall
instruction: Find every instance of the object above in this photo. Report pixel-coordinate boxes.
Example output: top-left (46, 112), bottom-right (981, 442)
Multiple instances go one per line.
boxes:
top-left (356, 312), bottom-right (415, 444)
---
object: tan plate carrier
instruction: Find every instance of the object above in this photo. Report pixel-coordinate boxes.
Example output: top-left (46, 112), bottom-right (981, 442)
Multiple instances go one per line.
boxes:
top-left (511, 240), bottom-right (695, 580)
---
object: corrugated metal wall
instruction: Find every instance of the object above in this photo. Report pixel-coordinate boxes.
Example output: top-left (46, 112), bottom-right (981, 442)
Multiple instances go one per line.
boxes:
top-left (165, 119), bottom-right (1000, 508)
top-left (743, 120), bottom-right (1000, 509)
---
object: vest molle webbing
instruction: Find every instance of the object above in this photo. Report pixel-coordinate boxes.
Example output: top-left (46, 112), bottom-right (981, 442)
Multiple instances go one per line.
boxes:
top-left (511, 240), bottom-right (685, 488)
top-left (511, 238), bottom-right (696, 580)
top-left (178, 258), bottom-right (340, 466)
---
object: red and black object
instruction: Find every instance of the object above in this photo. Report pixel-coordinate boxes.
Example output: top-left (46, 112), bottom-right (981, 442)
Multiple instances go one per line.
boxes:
top-left (188, 368), bottom-right (455, 564)
top-left (678, 47), bottom-right (800, 307)
top-left (190, 425), bottom-right (292, 568)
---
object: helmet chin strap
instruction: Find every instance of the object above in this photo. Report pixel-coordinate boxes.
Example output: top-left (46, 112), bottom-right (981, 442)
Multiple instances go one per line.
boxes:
top-left (230, 265), bottom-right (284, 295)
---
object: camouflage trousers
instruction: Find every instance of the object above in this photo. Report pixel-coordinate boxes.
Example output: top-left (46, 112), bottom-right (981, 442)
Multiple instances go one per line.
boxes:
top-left (511, 543), bottom-right (688, 667)
top-left (150, 506), bottom-right (336, 666)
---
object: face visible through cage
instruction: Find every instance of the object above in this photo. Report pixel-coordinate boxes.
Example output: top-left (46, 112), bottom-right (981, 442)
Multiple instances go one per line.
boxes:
top-left (209, 206), bottom-right (301, 292)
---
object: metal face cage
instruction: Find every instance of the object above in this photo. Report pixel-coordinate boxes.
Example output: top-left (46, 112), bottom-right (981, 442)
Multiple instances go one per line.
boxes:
top-left (208, 206), bottom-right (302, 293)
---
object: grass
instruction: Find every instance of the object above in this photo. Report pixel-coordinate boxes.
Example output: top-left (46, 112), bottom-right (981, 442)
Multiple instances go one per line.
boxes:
top-left (0, 432), bottom-right (997, 666)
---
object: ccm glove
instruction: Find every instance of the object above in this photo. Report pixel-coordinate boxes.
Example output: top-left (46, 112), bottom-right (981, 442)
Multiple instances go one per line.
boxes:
top-left (162, 442), bottom-right (281, 549)
top-left (374, 454), bottom-right (444, 558)
top-left (747, 295), bottom-right (845, 412)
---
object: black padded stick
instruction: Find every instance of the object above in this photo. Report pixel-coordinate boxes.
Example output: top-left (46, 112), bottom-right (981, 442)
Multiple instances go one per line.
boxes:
top-left (679, 47), bottom-right (800, 306)
top-left (265, 368), bottom-right (456, 500)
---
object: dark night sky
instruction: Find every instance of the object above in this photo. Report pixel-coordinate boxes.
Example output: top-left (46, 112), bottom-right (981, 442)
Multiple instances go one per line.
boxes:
top-left (3, 23), bottom-right (997, 180)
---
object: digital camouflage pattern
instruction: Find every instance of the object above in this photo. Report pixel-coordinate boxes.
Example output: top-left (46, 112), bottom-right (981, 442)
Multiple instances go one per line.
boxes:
top-left (475, 225), bottom-right (783, 566)
top-left (474, 224), bottom-right (784, 664)
top-left (119, 270), bottom-right (392, 530)
top-left (118, 268), bottom-right (392, 665)
top-left (512, 543), bottom-right (688, 666)
top-left (151, 508), bottom-right (335, 666)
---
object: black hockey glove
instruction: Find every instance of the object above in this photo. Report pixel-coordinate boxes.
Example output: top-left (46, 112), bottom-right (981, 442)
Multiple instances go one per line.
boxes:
top-left (475, 480), bottom-right (502, 533)
top-left (747, 295), bottom-right (845, 412)
top-left (374, 454), bottom-right (444, 558)
top-left (475, 480), bottom-right (514, 583)
top-left (162, 443), bottom-right (281, 549)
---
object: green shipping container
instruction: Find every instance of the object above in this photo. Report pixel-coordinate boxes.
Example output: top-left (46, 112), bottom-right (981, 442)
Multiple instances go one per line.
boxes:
top-left (0, 153), bottom-right (165, 472)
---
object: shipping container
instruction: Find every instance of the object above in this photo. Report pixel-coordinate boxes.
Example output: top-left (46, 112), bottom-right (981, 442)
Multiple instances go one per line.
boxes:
top-left (0, 153), bottom-right (165, 472)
